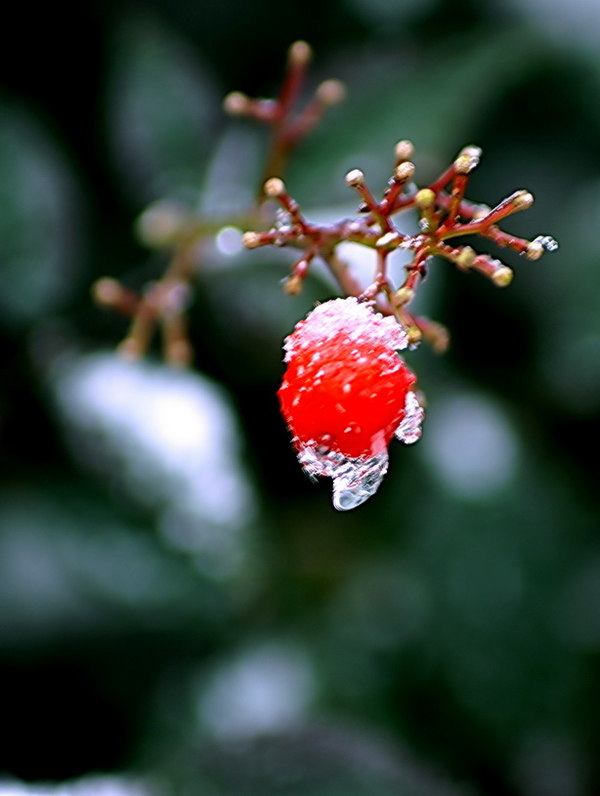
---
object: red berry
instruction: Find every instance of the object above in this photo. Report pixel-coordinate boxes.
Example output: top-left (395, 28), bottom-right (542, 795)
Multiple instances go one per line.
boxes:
top-left (278, 298), bottom-right (422, 470)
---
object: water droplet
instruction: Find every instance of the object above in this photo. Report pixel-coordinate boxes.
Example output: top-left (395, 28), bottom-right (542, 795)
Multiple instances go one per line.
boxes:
top-left (395, 391), bottom-right (424, 444)
top-left (532, 234), bottom-right (559, 252)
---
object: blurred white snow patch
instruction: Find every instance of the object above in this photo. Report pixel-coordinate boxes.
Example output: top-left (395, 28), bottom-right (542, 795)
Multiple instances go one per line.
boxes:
top-left (420, 392), bottom-right (519, 499)
top-left (335, 240), bottom-right (379, 288)
top-left (198, 641), bottom-right (314, 738)
top-left (0, 777), bottom-right (151, 796)
top-left (294, 205), bottom-right (375, 291)
top-left (51, 352), bottom-right (256, 577)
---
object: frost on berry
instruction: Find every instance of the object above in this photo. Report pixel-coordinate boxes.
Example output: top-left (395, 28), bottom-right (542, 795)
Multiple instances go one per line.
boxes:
top-left (395, 389), bottom-right (425, 445)
top-left (278, 297), bottom-right (423, 510)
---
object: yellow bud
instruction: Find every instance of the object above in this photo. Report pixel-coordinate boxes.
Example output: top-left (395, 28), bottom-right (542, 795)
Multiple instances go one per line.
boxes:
top-left (289, 40), bottom-right (312, 64)
top-left (415, 188), bottom-right (435, 209)
top-left (492, 267), bottom-right (513, 287)
top-left (456, 246), bottom-right (476, 270)
top-left (460, 144), bottom-right (482, 158)
top-left (394, 139), bottom-right (414, 162)
top-left (316, 79), bottom-right (346, 105)
top-left (407, 326), bottom-right (422, 345)
top-left (511, 190), bottom-right (534, 211)
top-left (526, 240), bottom-right (544, 260)
top-left (92, 277), bottom-right (121, 306)
top-left (345, 168), bottom-right (364, 187)
top-left (223, 91), bottom-right (249, 115)
top-left (455, 145), bottom-right (481, 173)
top-left (136, 200), bottom-right (190, 247)
top-left (241, 231), bottom-right (262, 249)
top-left (263, 177), bottom-right (285, 198)
top-left (394, 161), bottom-right (415, 182)
top-left (283, 275), bottom-right (303, 295)
top-left (395, 286), bottom-right (415, 306)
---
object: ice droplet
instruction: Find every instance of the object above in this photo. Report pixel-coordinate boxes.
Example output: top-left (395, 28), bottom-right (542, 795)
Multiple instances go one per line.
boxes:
top-left (332, 452), bottom-right (389, 511)
top-left (395, 390), bottom-right (425, 445)
top-left (532, 234), bottom-right (559, 252)
top-left (297, 443), bottom-right (389, 511)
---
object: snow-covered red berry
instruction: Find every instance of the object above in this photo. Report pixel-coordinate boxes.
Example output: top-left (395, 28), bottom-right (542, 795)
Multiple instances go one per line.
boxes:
top-left (278, 297), bottom-right (424, 510)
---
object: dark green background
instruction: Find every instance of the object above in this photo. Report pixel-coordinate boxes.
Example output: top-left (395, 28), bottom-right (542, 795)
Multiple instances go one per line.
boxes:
top-left (1, 1), bottom-right (599, 793)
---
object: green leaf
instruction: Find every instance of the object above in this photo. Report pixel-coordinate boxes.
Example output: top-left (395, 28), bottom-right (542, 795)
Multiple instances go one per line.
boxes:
top-left (106, 11), bottom-right (221, 202)
top-left (0, 486), bottom-right (228, 645)
top-left (0, 106), bottom-right (82, 326)
top-left (289, 29), bottom-right (546, 202)
top-left (197, 254), bottom-right (336, 384)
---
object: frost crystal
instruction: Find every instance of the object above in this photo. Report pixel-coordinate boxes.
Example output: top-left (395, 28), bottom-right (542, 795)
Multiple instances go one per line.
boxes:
top-left (531, 234), bottom-right (559, 252)
top-left (395, 390), bottom-right (425, 445)
top-left (282, 296), bottom-right (409, 362)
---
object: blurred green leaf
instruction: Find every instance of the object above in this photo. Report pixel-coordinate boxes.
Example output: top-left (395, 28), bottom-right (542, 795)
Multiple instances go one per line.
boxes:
top-left (0, 106), bottom-right (82, 326)
top-left (197, 255), bottom-right (336, 384)
top-left (404, 451), bottom-right (588, 742)
top-left (288, 29), bottom-right (547, 202)
top-left (531, 179), bottom-right (600, 412)
top-left (0, 485), bottom-right (232, 648)
top-left (106, 12), bottom-right (222, 202)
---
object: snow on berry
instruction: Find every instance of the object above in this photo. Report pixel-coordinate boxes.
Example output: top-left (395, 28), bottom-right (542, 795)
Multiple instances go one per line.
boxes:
top-left (278, 297), bottom-right (424, 510)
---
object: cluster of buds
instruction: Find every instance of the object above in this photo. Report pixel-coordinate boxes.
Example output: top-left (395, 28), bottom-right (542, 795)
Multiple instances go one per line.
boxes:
top-left (242, 143), bottom-right (558, 352)
top-left (93, 41), bottom-right (557, 510)
top-left (223, 40), bottom-right (346, 198)
top-left (92, 41), bottom-right (346, 366)
top-left (235, 49), bottom-right (557, 509)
